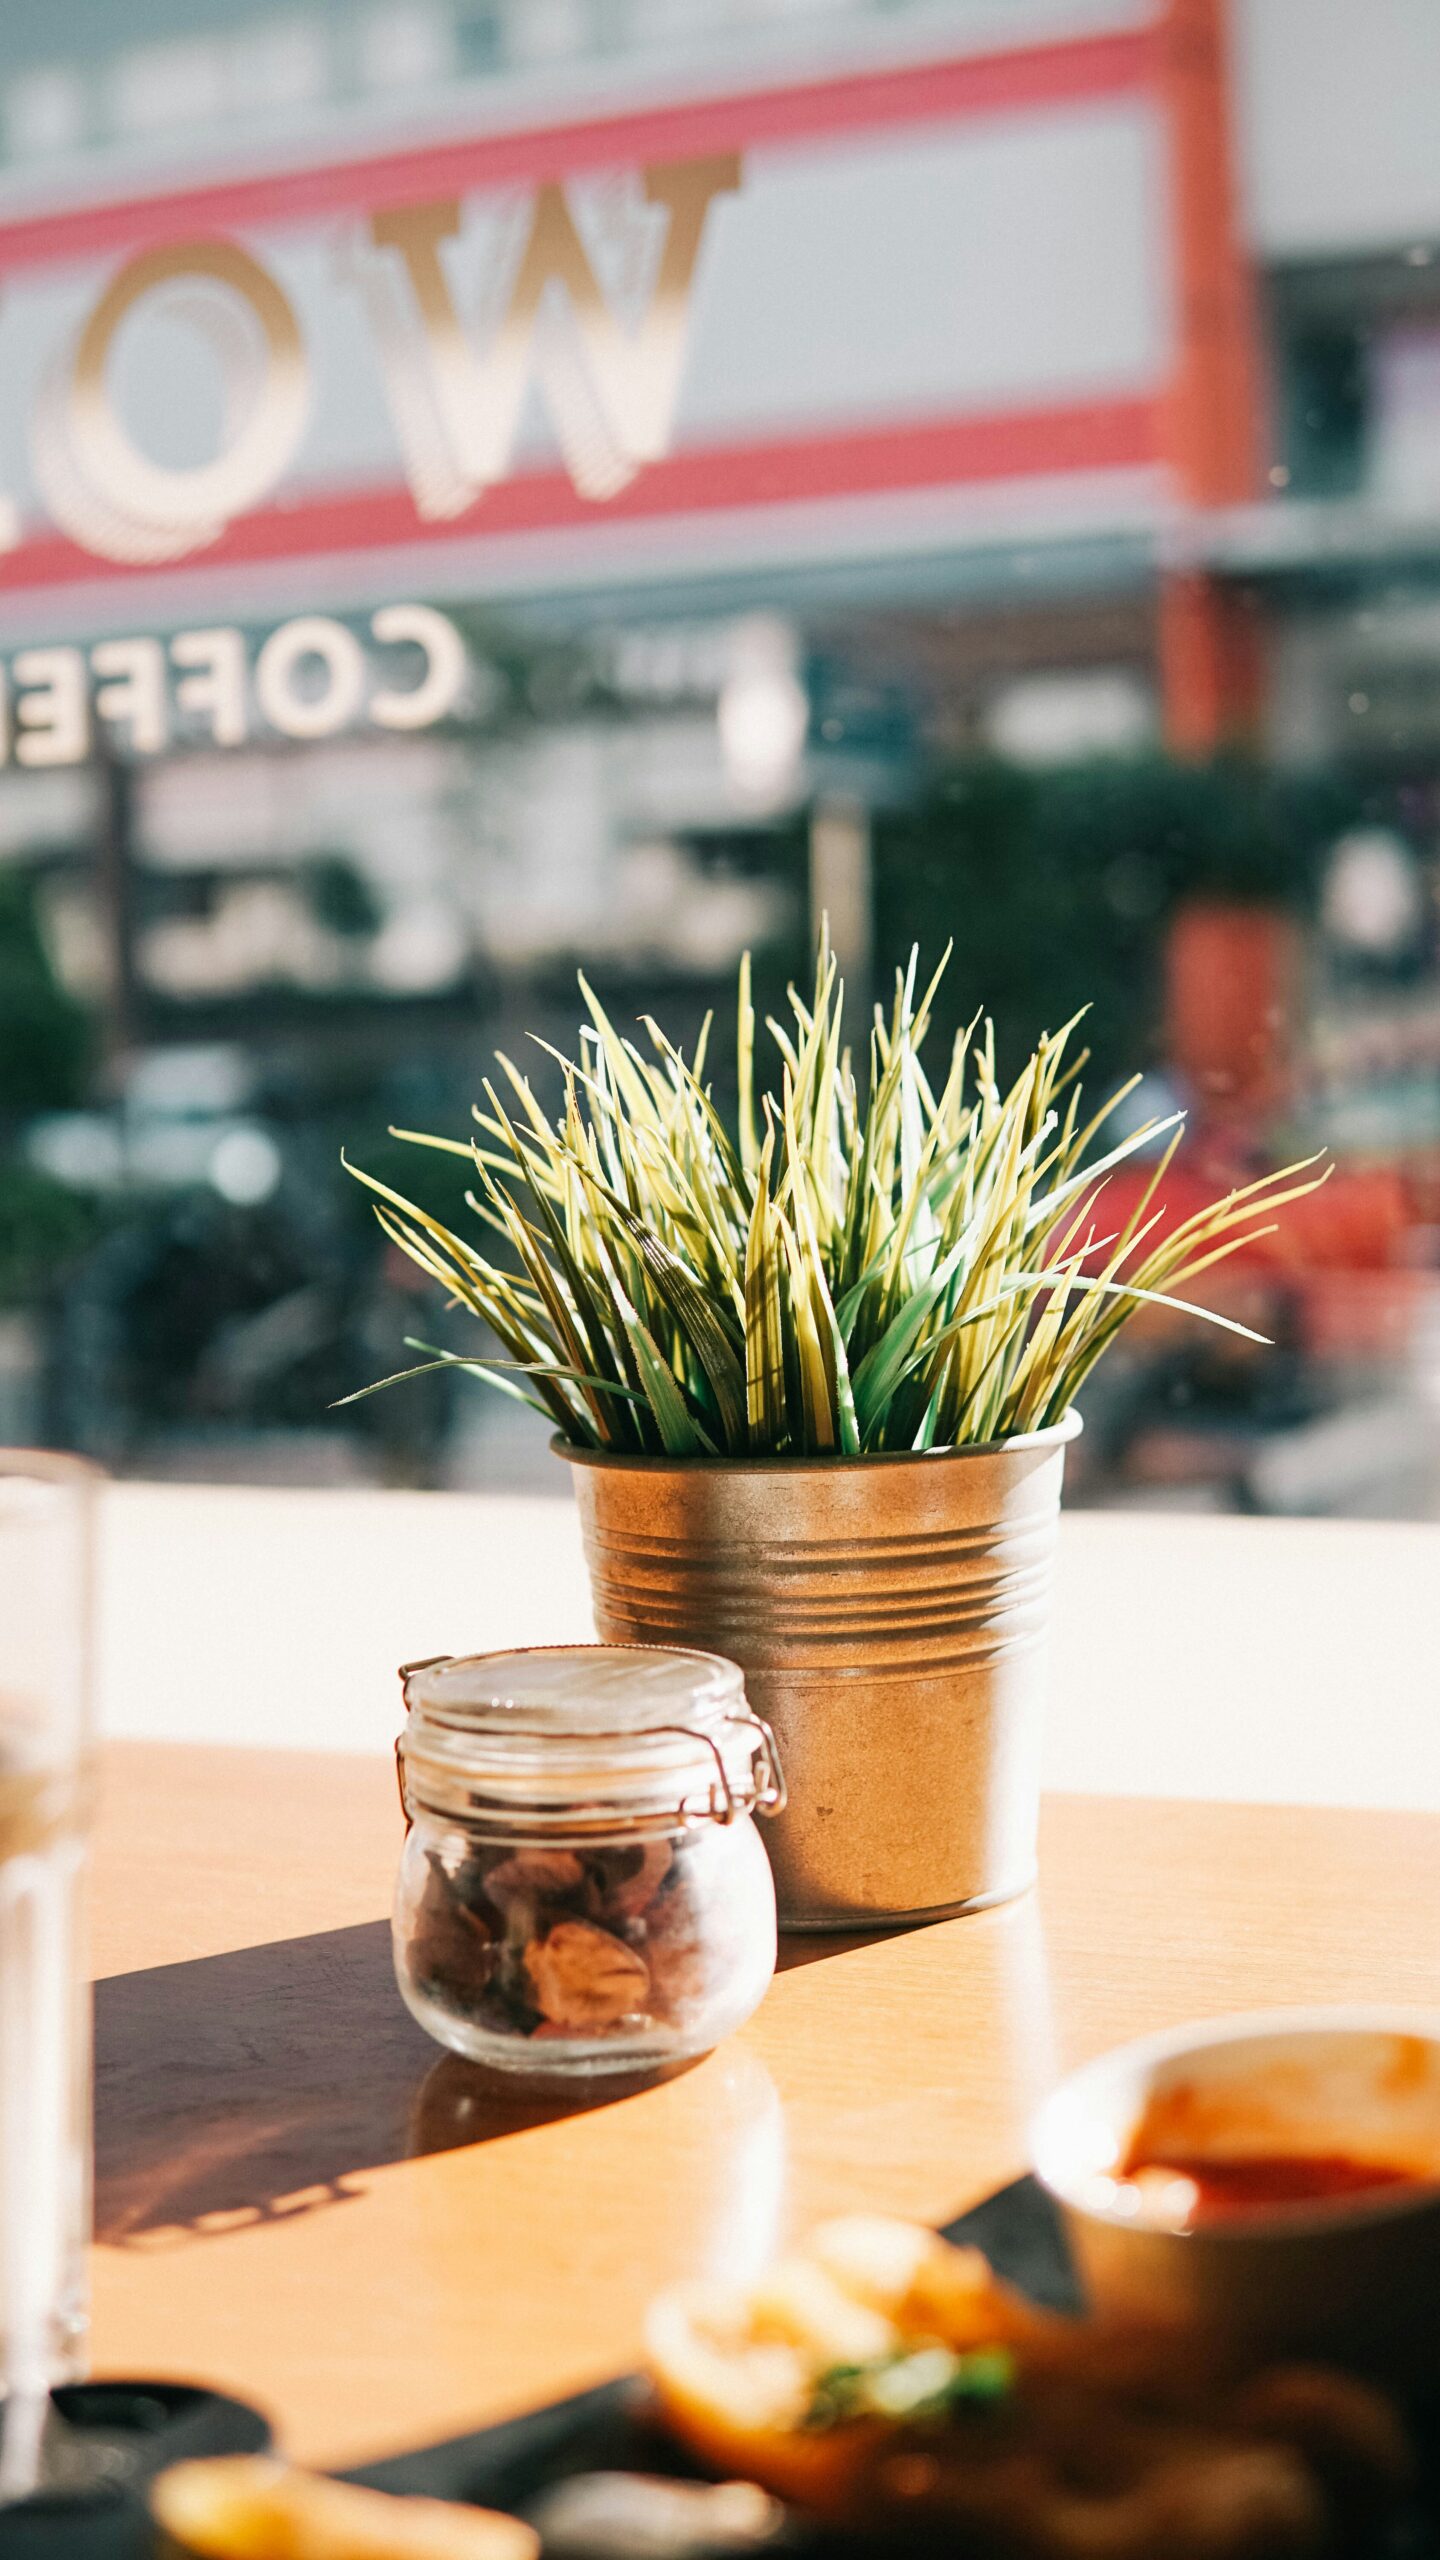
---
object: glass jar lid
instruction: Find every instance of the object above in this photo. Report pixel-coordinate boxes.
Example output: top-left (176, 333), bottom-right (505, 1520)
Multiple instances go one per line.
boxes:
top-left (397, 1643), bottom-right (785, 1836)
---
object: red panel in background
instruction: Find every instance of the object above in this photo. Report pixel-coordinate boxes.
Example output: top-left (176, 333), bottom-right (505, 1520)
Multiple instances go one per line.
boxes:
top-left (0, 394), bottom-right (1162, 597)
top-left (1155, 0), bottom-right (1261, 512)
top-left (1158, 572), bottom-right (1267, 760)
top-left (1165, 902), bottom-right (1300, 1121)
top-left (1155, 0), bottom-right (1267, 753)
top-left (1100, 1163), bottom-right (1414, 1277)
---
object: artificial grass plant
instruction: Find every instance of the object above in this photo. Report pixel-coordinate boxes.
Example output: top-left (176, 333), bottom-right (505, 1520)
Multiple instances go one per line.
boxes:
top-left (343, 938), bottom-right (1325, 1458)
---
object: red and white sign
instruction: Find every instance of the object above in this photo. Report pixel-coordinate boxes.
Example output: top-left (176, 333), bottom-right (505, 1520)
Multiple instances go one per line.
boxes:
top-left (0, 14), bottom-right (1181, 637)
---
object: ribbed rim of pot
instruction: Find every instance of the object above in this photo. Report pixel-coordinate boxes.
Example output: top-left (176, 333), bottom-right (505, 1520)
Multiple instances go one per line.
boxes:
top-left (552, 1407), bottom-right (1081, 1473)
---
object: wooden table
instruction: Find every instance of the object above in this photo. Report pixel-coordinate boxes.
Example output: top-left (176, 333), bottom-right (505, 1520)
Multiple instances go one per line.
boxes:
top-left (90, 1738), bottom-right (1440, 2470)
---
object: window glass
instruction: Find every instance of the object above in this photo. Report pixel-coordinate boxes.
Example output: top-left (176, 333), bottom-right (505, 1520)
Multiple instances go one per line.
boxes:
top-left (2, 0), bottom-right (1439, 1521)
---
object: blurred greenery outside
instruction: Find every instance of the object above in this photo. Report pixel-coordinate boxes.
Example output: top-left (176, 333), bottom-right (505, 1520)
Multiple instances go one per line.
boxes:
top-left (0, 868), bottom-right (100, 1309)
top-left (0, 747), bottom-right (1387, 1331)
top-left (872, 753), bottom-right (1365, 1093)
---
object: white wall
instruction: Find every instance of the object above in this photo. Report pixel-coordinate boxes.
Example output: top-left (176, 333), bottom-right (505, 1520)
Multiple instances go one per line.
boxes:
top-left (96, 1485), bottom-right (1440, 1815)
top-left (1236, 0), bottom-right (1440, 260)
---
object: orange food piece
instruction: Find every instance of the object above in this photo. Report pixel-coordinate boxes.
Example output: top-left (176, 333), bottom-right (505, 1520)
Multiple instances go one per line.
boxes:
top-left (151, 2456), bottom-right (537, 2559)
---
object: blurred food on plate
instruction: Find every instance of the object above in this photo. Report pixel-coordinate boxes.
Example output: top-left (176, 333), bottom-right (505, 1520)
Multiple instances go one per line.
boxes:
top-left (645, 2215), bottom-right (1413, 2557)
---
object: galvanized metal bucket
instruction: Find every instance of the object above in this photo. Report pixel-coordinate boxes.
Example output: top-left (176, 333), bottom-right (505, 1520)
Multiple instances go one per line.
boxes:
top-left (559, 1413), bottom-right (1080, 1931)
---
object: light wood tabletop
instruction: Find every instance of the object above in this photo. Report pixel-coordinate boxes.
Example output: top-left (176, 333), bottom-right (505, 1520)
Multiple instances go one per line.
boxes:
top-left (89, 1738), bottom-right (1440, 2472)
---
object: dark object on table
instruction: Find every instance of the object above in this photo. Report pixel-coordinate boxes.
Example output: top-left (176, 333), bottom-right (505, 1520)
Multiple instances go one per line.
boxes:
top-left (353, 2179), bottom-right (1438, 2559)
top-left (0, 2383), bottom-right (269, 2558)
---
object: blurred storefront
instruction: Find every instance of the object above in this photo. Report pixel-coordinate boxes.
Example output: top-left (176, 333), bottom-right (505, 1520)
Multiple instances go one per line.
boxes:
top-left (3, 0), bottom-right (1440, 1507)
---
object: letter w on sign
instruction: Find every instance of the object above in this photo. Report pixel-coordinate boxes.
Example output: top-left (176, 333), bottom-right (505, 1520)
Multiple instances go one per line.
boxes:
top-left (362, 155), bottom-right (741, 517)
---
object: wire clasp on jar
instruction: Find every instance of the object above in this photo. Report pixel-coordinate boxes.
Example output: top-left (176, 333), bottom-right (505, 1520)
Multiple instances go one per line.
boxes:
top-left (657, 1710), bottom-right (787, 1828)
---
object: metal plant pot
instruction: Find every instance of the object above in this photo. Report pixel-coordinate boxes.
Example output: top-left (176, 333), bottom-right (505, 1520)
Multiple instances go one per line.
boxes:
top-left (559, 1413), bottom-right (1080, 1931)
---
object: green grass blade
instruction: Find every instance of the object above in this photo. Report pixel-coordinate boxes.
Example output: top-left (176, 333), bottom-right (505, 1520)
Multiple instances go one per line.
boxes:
top-left (628, 1316), bottom-right (717, 1455)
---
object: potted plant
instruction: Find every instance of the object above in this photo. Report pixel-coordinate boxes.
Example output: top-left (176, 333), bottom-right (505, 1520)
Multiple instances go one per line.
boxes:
top-left (346, 940), bottom-right (1321, 1929)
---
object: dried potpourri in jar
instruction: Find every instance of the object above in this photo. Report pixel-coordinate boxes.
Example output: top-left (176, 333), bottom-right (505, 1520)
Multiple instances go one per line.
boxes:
top-left (393, 1647), bottom-right (784, 2079)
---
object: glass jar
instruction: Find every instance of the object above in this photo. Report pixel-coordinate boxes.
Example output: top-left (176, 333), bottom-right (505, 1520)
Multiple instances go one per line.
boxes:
top-left (393, 1644), bottom-right (785, 2079)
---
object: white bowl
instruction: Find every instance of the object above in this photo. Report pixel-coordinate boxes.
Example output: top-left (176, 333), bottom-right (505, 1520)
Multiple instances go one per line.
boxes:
top-left (1031, 2009), bottom-right (1440, 2381)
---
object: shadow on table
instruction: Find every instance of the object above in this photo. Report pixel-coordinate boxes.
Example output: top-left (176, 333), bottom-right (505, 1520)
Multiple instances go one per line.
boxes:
top-left (94, 1921), bottom-right (684, 2247)
top-left (774, 1926), bottom-right (918, 1971)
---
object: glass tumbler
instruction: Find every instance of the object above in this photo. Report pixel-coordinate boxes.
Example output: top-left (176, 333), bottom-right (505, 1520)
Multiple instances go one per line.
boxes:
top-left (0, 1452), bottom-right (97, 2498)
